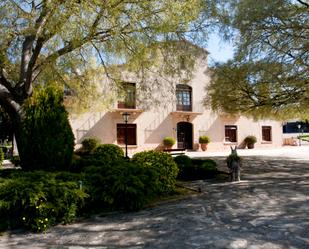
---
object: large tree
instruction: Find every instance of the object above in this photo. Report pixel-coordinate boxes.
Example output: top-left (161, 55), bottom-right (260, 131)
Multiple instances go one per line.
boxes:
top-left (0, 0), bottom-right (211, 163)
top-left (206, 0), bottom-right (309, 119)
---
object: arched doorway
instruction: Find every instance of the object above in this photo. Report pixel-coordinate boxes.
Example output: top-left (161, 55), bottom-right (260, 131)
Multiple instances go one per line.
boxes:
top-left (177, 122), bottom-right (193, 149)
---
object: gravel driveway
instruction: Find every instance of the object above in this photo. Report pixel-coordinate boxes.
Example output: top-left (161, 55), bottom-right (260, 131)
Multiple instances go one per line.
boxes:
top-left (1, 152), bottom-right (309, 249)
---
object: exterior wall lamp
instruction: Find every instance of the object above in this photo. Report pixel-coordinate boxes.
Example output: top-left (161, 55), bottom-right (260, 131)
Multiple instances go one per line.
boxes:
top-left (297, 124), bottom-right (301, 146)
top-left (122, 112), bottom-right (130, 159)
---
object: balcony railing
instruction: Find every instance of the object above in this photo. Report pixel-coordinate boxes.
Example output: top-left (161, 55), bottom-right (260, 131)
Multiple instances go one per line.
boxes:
top-left (117, 101), bottom-right (136, 109)
top-left (173, 101), bottom-right (204, 113)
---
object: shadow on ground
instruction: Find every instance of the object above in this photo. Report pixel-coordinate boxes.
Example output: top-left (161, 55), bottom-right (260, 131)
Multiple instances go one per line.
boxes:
top-left (1, 157), bottom-right (308, 249)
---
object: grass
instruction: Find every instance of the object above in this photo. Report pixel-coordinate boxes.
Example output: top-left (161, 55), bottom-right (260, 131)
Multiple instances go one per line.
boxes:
top-left (298, 135), bottom-right (309, 141)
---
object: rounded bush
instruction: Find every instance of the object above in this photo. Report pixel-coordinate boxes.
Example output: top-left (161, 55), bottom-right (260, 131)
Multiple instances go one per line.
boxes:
top-left (163, 137), bottom-right (176, 147)
top-left (132, 150), bottom-right (179, 194)
top-left (199, 136), bottom-right (210, 144)
top-left (244, 135), bottom-right (257, 144)
top-left (80, 137), bottom-right (101, 154)
top-left (92, 144), bottom-right (124, 163)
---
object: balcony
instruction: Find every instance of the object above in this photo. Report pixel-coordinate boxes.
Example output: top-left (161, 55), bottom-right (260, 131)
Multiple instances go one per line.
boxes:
top-left (171, 101), bottom-right (204, 120)
top-left (111, 101), bottom-right (143, 115)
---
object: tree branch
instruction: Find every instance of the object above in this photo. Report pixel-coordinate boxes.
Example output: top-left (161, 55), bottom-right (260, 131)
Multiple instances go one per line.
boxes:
top-left (296, 0), bottom-right (309, 7)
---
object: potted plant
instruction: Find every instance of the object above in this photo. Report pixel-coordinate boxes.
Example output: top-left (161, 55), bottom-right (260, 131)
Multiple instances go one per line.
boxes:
top-left (199, 136), bottom-right (210, 151)
top-left (163, 137), bottom-right (176, 149)
top-left (244, 135), bottom-right (257, 149)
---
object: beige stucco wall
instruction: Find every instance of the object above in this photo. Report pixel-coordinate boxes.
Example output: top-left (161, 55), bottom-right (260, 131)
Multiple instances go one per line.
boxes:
top-left (69, 50), bottom-right (283, 154)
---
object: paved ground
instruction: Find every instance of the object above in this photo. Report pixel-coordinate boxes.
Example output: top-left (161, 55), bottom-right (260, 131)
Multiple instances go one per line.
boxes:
top-left (1, 147), bottom-right (309, 249)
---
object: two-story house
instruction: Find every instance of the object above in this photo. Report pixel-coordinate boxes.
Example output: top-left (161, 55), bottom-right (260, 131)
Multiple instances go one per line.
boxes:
top-left (69, 45), bottom-right (283, 154)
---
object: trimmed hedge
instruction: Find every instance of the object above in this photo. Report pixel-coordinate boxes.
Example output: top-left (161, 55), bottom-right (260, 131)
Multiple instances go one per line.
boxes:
top-left (83, 162), bottom-right (158, 211)
top-left (174, 157), bottom-right (218, 181)
top-left (132, 150), bottom-right (179, 194)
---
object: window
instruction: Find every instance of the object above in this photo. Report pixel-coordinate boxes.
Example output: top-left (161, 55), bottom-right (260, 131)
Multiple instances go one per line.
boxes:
top-left (262, 126), bottom-right (272, 142)
top-left (176, 84), bottom-right (192, 111)
top-left (117, 124), bottom-right (137, 145)
top-left (225, 125), bottom-right (237, 142)
top-left (118, 83), bottom-right (136, 109)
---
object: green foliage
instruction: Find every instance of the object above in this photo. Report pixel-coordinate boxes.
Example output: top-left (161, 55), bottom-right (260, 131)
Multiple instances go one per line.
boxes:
top-left (177, 158), bottom-right (217, 181)
top-left (207, 0), bottom-right (309, 119)
top-left (82, 138), bottom-right (100, 152)
top-left (92, 144), bottom-right (124, 163)
top-left (132, 151), bottom-right (179, 194)
top-left (298, 135), bottom-right (309, 141)
top-left (0, 171), bottom-right (87, 232)
top-left (0, 148), bottom-right (4, 166)
top-left (244, 135), bottom-right (257, 144)
top-left (199, 136), bottom-right (210, 144)
top-left (163, 137), bottom-right (176, 147)
top-left (83, 162), bottom-right (158, 211)
top-left (0, 0), bottom-right (208, 115)
top-left (10, 155), bottom-right (20, 167)
top-left (20, 86), bottom-right (74, 171)
top-left (75, 137), bottom-right (101, 156)
top-left (71, 144), bottom-right (124, 173)
top-left (174, 155), bottom-right (192, 169)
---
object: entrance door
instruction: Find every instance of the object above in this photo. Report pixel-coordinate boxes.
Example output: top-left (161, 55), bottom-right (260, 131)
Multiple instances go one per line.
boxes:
top-left (177, 122), bottom-right (193, 149)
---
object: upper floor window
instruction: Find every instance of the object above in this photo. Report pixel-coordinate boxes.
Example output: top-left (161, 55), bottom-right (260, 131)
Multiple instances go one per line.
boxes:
top-left (225, 125), bottom-right (237, 143)
top-left (262, 126), bottom-right (272, 142)
top-left (118, 83), bottom-right (136, 109)
top-left (176, 84), bottom-right (192, 111)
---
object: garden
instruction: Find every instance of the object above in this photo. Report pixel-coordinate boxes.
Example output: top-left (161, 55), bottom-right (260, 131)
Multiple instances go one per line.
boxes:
top-left (0, 86), bottom-right (221, 233)
top-left (0, 139), bottom-right (220, 233)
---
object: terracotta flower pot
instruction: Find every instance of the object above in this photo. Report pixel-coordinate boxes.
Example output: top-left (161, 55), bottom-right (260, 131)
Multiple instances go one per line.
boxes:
top-left (247, 143), bottom-right (254, 149)
top-left (200, 143), bottom-right (208, 151)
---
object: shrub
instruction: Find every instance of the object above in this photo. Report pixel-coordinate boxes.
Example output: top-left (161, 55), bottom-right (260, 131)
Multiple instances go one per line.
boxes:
top-left (132, 150), bottom-right (179, 194)
top-left (163, 137), bottom-right (176, 147)
top-left (0, 148), bottom-right (4, 166)
top-left (174, 155), bottom-right (192, 179)
top-left (76, 137), bottom-right (101, 156)
top-left (92, 144), bottom-right (124, 163)
top-left (177, 158), bottom-right (217, 181)
top-left (19, 85), bottom-right (74, 171)
top-left (0, 171), bottom-right (87, 232)
top-left (83, 162), bottom-right (158, 211)
top-left (244, 135), bottom-right (257, 144)
top-left (174, 155), bottom-right (192, 169)
top-left (10, 155), bottom-right (20, 167)
top-left (199, 136), bottom-right (210, 144)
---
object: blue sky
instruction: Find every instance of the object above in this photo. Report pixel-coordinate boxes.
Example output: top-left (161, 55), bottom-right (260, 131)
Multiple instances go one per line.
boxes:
top-left (206, 32), bottom-right (234, 65)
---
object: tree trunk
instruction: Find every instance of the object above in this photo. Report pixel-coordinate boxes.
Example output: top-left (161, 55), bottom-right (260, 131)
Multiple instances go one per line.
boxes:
top-left (0, 87), bottom-right (27, 166)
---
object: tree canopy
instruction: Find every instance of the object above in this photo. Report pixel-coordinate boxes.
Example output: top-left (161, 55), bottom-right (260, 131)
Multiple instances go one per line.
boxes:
top-left (0, 0), bottom-right (211, 114)
top-left (206, 0), bottom-right (309, 119)
top-left (0, 0), bottom-right (215, 163)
